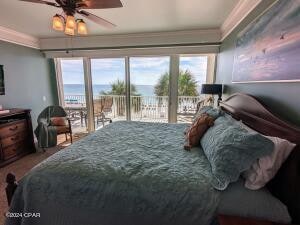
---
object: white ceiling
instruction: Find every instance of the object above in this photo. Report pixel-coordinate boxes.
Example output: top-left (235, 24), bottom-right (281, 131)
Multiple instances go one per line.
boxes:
top-left (0, 0), bottom-right (239, 38)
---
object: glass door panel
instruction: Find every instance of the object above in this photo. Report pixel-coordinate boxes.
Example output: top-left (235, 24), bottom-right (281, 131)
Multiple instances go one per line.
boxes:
top-left (91, 58), bottom-right (126, 129)
top-left (177, 56), bottom-right (208, 123)
top-left (60, 59), bottom-right (88, 134)
top-left (129, 57), bottom-right (170, 123)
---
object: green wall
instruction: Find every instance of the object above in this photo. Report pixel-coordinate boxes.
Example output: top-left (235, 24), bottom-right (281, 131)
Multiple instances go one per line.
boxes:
top-left (0, 40), bottom-right (57, 128)
top-left (216, 0), bottom-right (300, 126)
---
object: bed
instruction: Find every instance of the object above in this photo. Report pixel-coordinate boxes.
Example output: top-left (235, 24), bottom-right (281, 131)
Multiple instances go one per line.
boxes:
top-left (5, 93), bottom-right (300, 225)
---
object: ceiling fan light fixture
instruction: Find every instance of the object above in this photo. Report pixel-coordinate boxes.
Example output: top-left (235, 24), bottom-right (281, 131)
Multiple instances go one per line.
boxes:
top-left (65, 26), bottom-right (75, 36)
top-left (77, 19), bottom-right (88, 35)
top-left (66, 15), bottom-right (76, 30)
top-left (20, 0), bottom-right (120, 36)
top-left (52, 14), bottom-right (64, 31)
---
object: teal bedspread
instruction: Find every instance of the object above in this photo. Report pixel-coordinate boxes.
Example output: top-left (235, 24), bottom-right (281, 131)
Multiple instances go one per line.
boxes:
top-left (6, 122), bottom-right (220, 225)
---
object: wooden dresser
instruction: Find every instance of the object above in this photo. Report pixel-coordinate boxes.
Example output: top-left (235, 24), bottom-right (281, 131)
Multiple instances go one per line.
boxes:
top-left (0, 109), bottom-right (35, 167)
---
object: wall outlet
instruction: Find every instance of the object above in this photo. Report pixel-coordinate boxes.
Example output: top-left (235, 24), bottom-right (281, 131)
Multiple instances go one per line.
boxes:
top-left (42, 96), bottom-right (47, 102)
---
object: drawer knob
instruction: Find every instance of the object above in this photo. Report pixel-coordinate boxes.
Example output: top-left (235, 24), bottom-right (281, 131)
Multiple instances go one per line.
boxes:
top-left (11, 136), bottom-right (19, 141)
top-left (9, 126), bottom-right (18, 131)
top-left (12, 148), bottom-right (17, 152)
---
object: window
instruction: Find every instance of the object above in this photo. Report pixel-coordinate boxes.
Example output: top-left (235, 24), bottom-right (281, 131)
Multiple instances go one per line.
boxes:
top-left (55, 54), bottom-right (214, 132)
top-left (91, 58), bottom-right (126, 129)
top-left (177, 56), bottom-right (208, 123)
top-left (59, 59), bottom-right (87, 133)
top-left (130, 57), bottom-right (170, 122)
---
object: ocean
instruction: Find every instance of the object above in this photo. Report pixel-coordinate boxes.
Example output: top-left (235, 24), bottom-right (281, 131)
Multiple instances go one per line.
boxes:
top-left (64, 84), bottom-right (155, 96)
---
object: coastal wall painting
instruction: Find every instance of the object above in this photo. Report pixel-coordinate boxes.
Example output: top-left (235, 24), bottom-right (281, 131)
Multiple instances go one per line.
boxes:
top-left (232, 0), bottom-right (300, 83)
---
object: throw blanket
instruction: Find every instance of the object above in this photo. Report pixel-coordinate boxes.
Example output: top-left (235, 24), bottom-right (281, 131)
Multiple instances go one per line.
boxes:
top-left (7, 122), bottom-right (220, 225)
top-left (34, 106), bottom-right (67, 148)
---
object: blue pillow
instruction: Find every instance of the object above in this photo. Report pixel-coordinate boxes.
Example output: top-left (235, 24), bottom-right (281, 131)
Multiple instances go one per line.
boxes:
top-left (200, 116), bottom-right (274, 190)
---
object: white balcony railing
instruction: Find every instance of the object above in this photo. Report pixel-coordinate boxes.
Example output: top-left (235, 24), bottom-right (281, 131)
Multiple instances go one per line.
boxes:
top-left (64, 95), bottom-right (203, 123)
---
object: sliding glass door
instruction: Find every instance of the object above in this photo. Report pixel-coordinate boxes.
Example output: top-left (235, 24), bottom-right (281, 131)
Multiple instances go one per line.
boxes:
top-left (129, 57), bottom-right (170, 123)
top-left (177, 55), bottom-right (208, 123)
top-left (91, 58), bottom-right (126, 129)
top-left (56, 54), bottom-right (214, 132)
top-left (59, 58), bottom-right (88, 133)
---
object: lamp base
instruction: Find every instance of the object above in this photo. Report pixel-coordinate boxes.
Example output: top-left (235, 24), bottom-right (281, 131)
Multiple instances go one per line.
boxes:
top-left (217, 94), bottom-right (222, 106)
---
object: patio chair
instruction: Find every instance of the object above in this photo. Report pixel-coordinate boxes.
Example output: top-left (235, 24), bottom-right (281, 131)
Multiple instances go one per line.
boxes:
top-left (94, 96), bottom-right (113, 127)
top-left (35, 106), bottom-right (72, 150)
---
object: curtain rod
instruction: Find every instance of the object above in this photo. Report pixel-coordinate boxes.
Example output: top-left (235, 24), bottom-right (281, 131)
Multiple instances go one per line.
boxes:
top-left (41, 42), bottom-right (221, 52)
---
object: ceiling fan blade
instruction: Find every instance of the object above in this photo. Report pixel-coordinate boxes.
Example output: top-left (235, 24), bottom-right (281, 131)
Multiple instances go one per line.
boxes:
top-left (55, 0), bottom-right (65, 5)
top-left (76, 0), bottom-right (123, 9)
top-left (77, 10), bottom-right (116, 28)
top-left (19, 0), bottom-right (59, 7)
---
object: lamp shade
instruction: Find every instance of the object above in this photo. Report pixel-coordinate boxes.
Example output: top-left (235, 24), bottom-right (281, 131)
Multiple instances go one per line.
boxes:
top-left (77, 20), bottom-right (88, 35)
top-left (66, 15), bottom-right (76, 30)
top-left (201, 84), bottom-right (222, 95)
top-left (52, 14), bottom-right (64, 31)
top-left (65, 26), bottom-right (75, 36)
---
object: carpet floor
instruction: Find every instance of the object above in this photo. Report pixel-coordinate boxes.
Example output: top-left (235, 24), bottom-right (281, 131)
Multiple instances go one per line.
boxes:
top-left (0, 133), bottom-right (87, 225)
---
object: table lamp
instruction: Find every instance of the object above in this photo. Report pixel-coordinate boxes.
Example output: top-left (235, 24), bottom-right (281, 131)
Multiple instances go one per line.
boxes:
top-left (201, 84), bottom-right (223, 106)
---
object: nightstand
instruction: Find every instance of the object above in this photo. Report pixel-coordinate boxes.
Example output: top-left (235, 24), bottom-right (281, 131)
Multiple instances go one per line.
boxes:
top-left (218, 215), bottom-right (295, 225)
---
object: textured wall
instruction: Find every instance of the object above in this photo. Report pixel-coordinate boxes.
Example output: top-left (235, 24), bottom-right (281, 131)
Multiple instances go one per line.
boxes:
top-left (216, 0), bottom-right (300, 126)
top-left (0, 41), bottom-right (56, 128)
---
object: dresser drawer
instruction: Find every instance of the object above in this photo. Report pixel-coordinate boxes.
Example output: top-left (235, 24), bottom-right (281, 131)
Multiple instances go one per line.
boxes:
top-left (1, 131), bottom-right (28, 148)
top-left (0, 120), bottom-right (27, 138)
top-left (2, 142), bottom-right (26, 160)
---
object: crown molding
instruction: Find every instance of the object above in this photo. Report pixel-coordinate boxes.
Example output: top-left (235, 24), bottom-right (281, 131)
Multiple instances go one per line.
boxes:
top-left (0, 26), bottom-right (40, 49)
top-left (221, 0), bottom-right (262, 41)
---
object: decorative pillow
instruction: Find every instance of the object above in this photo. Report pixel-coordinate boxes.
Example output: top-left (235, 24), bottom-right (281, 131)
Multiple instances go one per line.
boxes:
top-left (214, 116), bottom-right (296, 190)
top-left (50, 117), bottom-right (68, 126)
top-left (200, 116), bottom-right (274, 190)
top-left (194, 106), bottom-right (223, 120)
top-left (240, 124), bottom-right (296, 190)
top-left (184, 106), bottom-right (222, 135)
top-left (184, 114), bottom-right (214, 151)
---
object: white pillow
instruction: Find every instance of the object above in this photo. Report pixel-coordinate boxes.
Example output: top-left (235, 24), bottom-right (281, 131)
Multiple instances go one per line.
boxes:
top-left (241, 124), bottom-right (296, 190)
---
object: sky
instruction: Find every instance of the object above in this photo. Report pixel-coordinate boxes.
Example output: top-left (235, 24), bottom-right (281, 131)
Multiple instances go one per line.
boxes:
top-left (61, 56), bottom-right (207, 86)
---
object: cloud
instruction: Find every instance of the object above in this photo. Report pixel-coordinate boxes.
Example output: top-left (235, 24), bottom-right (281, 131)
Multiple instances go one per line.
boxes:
top-left (130, 57), bottom-right (170, 69)
top-left (61, 56), bottom-right (208, 85)
top-left (91, 58), bottom-right (125, 70)
top-left (61, 60), bottom-right (85, 84)
top-left (180, 56), bottom-right (208, 82)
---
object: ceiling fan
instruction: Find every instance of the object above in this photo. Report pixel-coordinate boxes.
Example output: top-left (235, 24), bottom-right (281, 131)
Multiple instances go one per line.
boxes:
top-left (19, 0), bottom-right (123, 35)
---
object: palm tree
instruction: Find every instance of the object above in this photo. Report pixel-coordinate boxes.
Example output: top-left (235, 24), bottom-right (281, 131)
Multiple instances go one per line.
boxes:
top-left (101, 79), bottom-right (141, 115)
top-left (178, 70), bottom-right (198, 96)
top-left (100, 79), bottom-right (139, 96)
top-left (154, 70), bottom-right (199, 96)
top-left (154, 72), bottom-right (169, 96)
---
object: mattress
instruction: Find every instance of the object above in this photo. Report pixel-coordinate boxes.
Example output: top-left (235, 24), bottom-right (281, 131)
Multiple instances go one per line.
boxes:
top-left (6, 121), bottom-right (220, 225)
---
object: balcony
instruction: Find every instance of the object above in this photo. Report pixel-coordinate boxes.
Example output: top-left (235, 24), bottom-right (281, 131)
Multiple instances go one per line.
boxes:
top-left (64, 95), bottom-right (203, 133)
